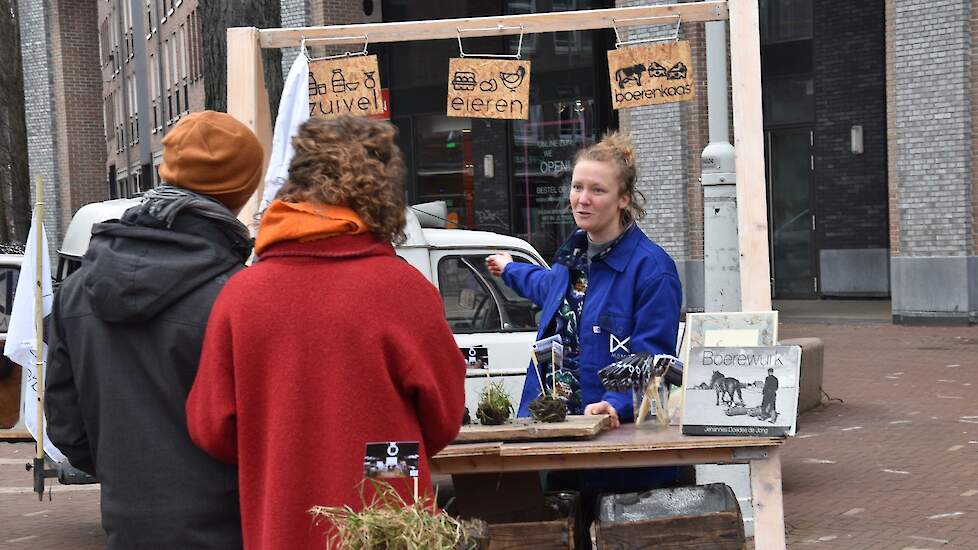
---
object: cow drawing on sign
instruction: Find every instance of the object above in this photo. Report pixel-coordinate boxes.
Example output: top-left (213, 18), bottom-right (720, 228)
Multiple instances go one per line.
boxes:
top-left (615, 63), bottom-right (645, 89)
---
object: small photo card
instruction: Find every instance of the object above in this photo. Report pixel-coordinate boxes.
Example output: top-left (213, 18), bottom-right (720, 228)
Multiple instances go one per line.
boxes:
top-left (363, 441), bottom-right (420, 479)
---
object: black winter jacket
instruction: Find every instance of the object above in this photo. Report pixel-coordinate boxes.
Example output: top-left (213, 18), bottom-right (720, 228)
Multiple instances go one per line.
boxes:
top-left (45, 208), bottom-right (250, 550)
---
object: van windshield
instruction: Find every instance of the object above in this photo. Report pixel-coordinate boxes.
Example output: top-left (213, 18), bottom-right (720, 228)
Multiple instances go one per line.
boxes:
top-left (437, 255), bottom-right (537, 333)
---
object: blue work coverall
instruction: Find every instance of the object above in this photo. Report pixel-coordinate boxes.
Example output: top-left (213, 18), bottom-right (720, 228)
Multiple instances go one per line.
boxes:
top-left (503, 225), bottom-right (683, 421)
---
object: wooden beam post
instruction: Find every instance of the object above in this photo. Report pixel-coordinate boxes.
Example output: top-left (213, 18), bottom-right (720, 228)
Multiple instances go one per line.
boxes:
top-left (258, 2), bottom-right (729, 48)
top-left (728, 0), bottom-right (772, 311)
top-left (227, 27), bottom-right (273, 234)
top-left (750, 447), bottom-right (786, 549)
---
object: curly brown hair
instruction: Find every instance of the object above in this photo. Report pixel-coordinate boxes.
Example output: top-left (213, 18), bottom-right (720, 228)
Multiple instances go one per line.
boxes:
top-left (574, 132), bottom-right (646, 224)
top-left (276, 116), bottom-right (407, 243)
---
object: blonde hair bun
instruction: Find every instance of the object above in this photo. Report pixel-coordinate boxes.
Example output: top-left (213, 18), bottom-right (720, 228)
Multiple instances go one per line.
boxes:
top-left (598, 132), bottom-right (637, 169)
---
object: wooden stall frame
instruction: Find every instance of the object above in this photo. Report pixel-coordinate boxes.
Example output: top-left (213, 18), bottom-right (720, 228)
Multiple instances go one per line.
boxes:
top-left (225, 0), bottom-right (771, 311)
top-left (226, 2), bottom-right (778, 546)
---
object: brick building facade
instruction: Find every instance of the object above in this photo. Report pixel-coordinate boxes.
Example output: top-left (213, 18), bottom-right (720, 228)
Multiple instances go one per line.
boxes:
top-left (11, 0), bottom-right (977, 321)
top-left (98, 0), bottom-right (206, 198)
top-left (17, 0), bottom-right (106, 247)
top-left (887, 0), bottom-right (977, 323)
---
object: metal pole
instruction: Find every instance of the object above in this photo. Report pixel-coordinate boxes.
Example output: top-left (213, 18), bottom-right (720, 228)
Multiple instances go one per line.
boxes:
top-left (698, 20), bottom-right (751, 536)
top-left (701, 20), bottom-right (741, 312)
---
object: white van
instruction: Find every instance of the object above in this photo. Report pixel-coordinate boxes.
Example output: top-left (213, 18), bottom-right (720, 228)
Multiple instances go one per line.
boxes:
top-left (53, 199), bottom-right (542, 415)
top-left (0, 252), bottom-right (25, 436)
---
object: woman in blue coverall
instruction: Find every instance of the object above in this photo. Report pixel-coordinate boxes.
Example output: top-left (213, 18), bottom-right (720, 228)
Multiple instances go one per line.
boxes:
top-left (487, 132), bottom-right (683, 546)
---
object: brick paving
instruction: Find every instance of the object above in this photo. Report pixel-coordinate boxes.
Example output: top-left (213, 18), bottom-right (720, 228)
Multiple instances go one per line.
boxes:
top-left (0, 320), bottom-right (976, 548)
top-left (780, 322), bottom-right (978, 549)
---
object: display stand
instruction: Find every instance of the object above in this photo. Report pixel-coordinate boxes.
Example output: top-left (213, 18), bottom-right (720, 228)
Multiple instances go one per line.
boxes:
top-left (223, 0), bottom-right (772, 312)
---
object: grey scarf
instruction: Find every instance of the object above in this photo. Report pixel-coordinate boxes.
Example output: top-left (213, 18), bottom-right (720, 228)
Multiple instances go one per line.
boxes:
top-left (137, 184), bottom-right (251, 243)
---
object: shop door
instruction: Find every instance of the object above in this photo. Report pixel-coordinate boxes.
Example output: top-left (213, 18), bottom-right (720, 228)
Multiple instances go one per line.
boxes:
top-left (765, 128), bottom-right (817, 298)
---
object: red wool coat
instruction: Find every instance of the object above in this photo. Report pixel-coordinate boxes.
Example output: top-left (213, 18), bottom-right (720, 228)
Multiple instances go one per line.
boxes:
top-left (186, 234), bottom-right (466, 550)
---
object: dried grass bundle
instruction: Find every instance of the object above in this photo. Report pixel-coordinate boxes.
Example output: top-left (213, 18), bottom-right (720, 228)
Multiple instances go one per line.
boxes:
top-left (309, 482), bottom-right (487, 550)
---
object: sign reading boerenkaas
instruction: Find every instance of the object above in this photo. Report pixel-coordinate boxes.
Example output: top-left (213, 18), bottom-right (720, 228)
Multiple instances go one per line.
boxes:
top-left (682, 346), bottom-right (801, 437)
top-left (447, 58), bottom-right (531, 120)
top-left (308, 55), bottom-right (384, 119)
top-left (607, 41), bottom-right (695, 109)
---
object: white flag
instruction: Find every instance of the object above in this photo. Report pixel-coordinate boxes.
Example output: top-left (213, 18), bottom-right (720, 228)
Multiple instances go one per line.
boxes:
top-left (3, 210), bottom-right (66, 463)
top-left (260, 51), bottom-right (311, 212)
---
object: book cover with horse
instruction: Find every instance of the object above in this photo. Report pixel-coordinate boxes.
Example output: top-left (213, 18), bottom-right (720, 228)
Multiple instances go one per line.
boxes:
top-left (682, 346), bottom-right (801, 437)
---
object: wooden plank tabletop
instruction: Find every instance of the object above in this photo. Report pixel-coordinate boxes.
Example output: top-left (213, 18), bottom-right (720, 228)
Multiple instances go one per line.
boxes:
top-left (498, 425), bottom-right (782, 457)
top-left (436, 424), bottom-right (783, 460)
top-left (454, 414), bottom-right (611, 443)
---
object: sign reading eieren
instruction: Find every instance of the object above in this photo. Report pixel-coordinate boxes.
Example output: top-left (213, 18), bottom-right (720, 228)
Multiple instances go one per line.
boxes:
top-left (447, 58), bottom-right (531, 120)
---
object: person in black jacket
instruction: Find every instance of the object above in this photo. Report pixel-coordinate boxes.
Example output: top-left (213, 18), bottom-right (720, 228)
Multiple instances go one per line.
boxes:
top-left (44, 111), bottom-right (263, 550)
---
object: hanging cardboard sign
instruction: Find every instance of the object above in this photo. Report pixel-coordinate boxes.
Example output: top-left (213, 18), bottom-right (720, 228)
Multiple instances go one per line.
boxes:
top-left (447, 58), bottom-right (531, 120)
top-left (607, 41), bottom-right (695, 109)
top-left (308, 55), bottom-right (384, 119)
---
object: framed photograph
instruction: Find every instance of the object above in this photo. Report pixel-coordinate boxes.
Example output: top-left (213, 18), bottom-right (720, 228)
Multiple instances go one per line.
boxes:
top-left (682, 346), bottom-right (800, 437)
top-left (673, 311), bottom-right (779, 425)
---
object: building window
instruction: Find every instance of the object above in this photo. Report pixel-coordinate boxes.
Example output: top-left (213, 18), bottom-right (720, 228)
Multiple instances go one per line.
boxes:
top-left (104, 93), bottom-right (114, 143)
top-left (146, 0), bottom-right (156, 39)
top-left (128, 75), bottom-right (138, 146)
top-left (99, 19), bottom-right (110, 67)
top-left (115, 92), bottom-right (125, 152)
top-left (759, 0), bottom-right (813, 44)
top-left (110, 8), bottom-right (121, 74)
top-left (179, 23), bottom-right (190, 113)
top-left (169, 34), bottom-right (180, 118)
top-left (192, 10), bottom-right (204, 80)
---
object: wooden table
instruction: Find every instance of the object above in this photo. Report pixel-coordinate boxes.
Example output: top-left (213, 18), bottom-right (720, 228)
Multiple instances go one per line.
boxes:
top-left (432, 424), bottom-right (786, 550)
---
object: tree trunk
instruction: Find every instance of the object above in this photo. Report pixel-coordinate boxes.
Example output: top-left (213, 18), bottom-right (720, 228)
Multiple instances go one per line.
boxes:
top-left (201, 0), bottom-right (284, 125)
top-left (0, 0), bottom-right (32, 243)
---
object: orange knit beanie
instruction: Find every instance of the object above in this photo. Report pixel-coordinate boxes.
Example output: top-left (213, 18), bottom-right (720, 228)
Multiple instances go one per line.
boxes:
top-left (159, 111), bottom-right (264, 212)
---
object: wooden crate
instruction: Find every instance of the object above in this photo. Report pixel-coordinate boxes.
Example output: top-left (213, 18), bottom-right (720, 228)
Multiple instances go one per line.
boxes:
top-left (594, 483), bottom-right (745, 550)
top-left (487, 491), bottom-right (578, 550)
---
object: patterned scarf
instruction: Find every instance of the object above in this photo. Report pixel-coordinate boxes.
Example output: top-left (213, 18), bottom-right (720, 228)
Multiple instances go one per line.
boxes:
top-left (544, 224), bottom-right (634, 413)
top-left (134, 184), bottom-right (252, 244)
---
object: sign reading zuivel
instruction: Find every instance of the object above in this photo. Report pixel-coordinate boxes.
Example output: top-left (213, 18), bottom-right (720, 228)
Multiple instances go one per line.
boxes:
top-left (308, 55), bottom-right (384, 119)
top-left (607, 41), bottom-right (695, 109)
top-left (447, 58), bottom-right (531, 120)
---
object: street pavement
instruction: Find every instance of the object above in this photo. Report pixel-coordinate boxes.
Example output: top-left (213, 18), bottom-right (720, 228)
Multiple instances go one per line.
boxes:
top-left (779, 322), bottom-right (978, 549)
top-left (0, 315), bottom-right (976, 549)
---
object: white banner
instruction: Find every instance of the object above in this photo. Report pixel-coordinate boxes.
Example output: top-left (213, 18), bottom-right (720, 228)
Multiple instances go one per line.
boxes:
top-left (260, 51), bottom-right (311, 212)
top-left (3, 211), bottom-right (66, 462)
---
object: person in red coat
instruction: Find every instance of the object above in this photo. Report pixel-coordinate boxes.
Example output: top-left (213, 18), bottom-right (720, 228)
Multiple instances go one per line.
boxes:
top-left (186, 115), bottom-right (466, 549)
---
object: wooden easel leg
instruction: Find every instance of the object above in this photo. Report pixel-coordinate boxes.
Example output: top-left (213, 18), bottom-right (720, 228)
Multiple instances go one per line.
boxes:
top-left (749, 446), bottom-right (786, 549)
